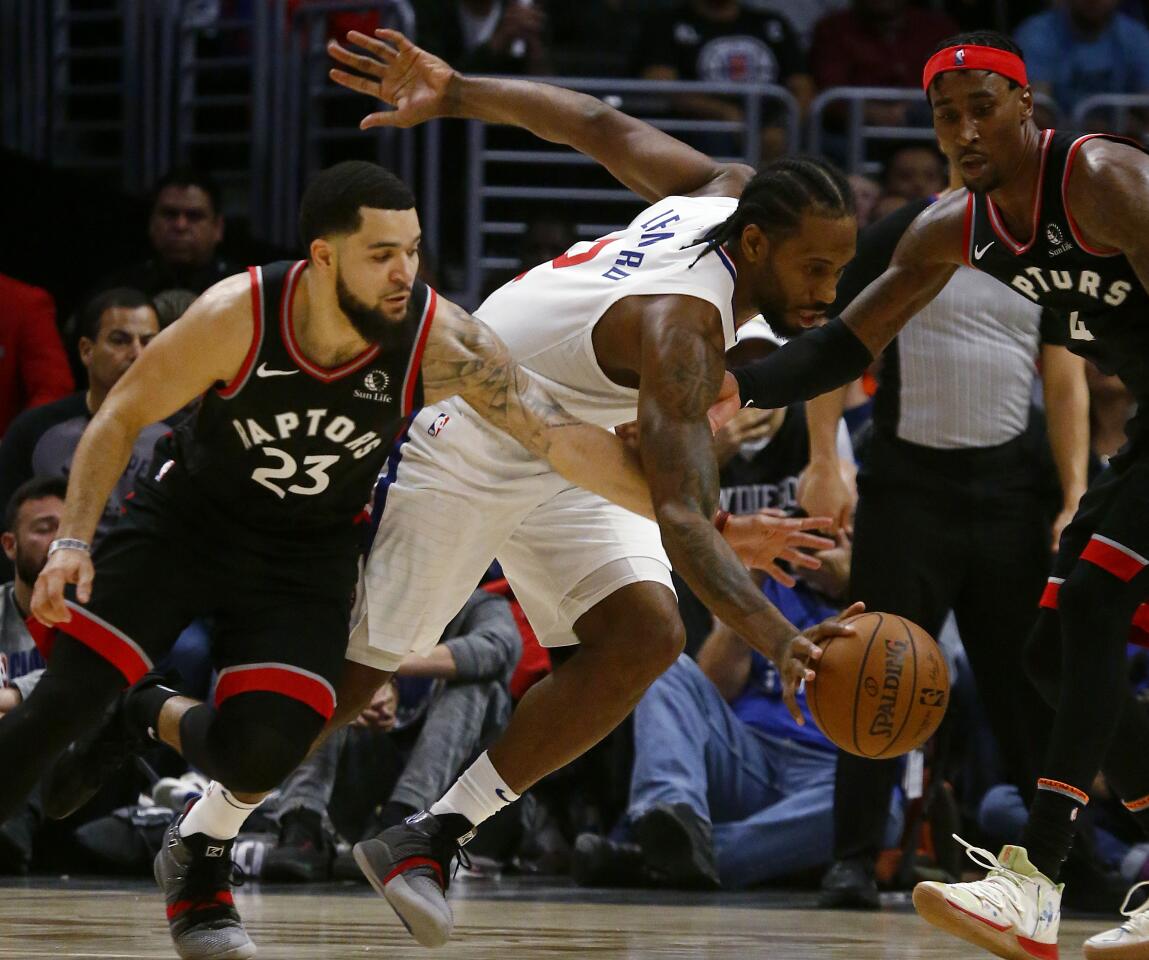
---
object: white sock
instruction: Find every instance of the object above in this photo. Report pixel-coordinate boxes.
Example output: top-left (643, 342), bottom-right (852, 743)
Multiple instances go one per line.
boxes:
top-left (430, 752), bottom-right (519, 827)
top-left (179, 781), bottom-right (261, 841)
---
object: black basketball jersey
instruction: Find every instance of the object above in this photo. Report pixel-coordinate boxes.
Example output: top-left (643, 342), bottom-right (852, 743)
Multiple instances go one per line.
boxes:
top-left (161, 260), bottom-right (435, 541)
top-left (964, 129), bottom-right (1149, 403)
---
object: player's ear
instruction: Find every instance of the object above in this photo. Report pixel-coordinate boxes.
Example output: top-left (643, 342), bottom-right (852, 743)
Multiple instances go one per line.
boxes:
top-left (0, 532), bottom-right (15, 563)
top-left (309, 238), bottom-right (335, 271)
top-left (740, 223), bottom-right (769, 264)
top-left (1018, 85), bottom-right (1034, 124)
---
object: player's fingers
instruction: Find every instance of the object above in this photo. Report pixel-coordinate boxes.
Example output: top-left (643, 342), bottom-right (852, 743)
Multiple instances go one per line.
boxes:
top-left (791, 636), bottom-right (823, 662)
top-left (841, 600), bottom-right (865, 619)
top-left (783, 684), bottom-right (806, 725)
top-left (346, 30), bottom-right (399, 61)
top-left (360, 109), bottom-right (405, 130)
top-left (782, 549), bottom-right (821, 570)
top-left (75, 563), bottom-right (94, 605)
top-left (374, 28), bottom-right (416, 54)
top-left (327, 40), bottom-right (386, 77)
top-left (329, 68), bottom-right (385, 100)
top-left (793, 515), bottom-right (834, 531)
top-left (788, 532), bottom-right (836, 551)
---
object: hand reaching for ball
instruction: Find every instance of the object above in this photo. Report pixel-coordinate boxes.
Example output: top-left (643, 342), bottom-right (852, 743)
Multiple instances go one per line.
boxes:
top-left (777, 601), bottom-right (865, 725)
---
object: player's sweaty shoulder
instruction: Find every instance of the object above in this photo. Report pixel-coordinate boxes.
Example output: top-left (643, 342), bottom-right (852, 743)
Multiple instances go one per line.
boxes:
top-left (157, 270), bottom-right (258, 385)
top-left (895, 188), bottom-right (968, 268)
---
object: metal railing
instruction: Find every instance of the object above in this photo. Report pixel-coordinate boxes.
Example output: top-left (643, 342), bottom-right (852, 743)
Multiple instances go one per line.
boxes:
top-left (809, 86), bottom-right (1064, 177)
top-left (461, 77), bottom-right (800, 307)
top-left (1072, 94), bottom-right (1149, 141)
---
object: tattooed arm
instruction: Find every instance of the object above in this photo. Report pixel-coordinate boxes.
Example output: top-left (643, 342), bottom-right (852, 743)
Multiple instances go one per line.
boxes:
top-left (421, 295), bottom-right (656, 519)
top-left (636, 294), bottom-right (856, 717)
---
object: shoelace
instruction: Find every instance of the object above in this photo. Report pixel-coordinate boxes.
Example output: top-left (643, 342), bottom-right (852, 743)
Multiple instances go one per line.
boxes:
top-left (947, 835), bottom-right (1031, 918)
top-left (1118, 881), bottom-right (1149, 931)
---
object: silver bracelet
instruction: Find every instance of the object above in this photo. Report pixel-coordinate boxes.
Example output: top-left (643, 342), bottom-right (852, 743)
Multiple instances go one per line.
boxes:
top-left (48, 538), bottom-right (91, 557)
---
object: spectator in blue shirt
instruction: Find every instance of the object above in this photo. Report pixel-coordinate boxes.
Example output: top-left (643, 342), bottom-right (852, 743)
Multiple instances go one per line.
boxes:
top-left (1015, 0), bottom-right (1149, 112)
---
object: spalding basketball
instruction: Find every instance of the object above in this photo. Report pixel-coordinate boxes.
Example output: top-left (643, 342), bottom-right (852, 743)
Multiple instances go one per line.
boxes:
top-left (807, 613), bottom-right (949, 759)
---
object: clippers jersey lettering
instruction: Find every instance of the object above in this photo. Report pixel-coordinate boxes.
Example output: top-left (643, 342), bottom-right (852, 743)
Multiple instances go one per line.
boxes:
top-left (162, 260), bottom-right (435, 539)
top-left (966, 129), bottom-right (1149, 402)
top-left (473, 195), bottom-right (741, 430)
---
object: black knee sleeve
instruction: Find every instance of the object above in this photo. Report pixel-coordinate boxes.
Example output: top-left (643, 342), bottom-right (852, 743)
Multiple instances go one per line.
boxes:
top-left (178, 692), bottom-right (325, 794)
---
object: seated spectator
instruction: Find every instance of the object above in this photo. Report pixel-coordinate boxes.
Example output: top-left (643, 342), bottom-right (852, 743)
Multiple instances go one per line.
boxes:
top-left (262, 588), bottom-right (521, 881)
top-left (0, 274), bottom-right (74, 437)
top-left (95, 167), bottom-right (235, 299)
top-left (415, 0), bottom-right (552, 75)
top-left (1015, 0), bottom-right (1149, 113)
top-left (810, 0), bottom-right (957, 127)
top-left (571, 563), bottom-right (901, 889)
top-left (634, 0), bottom-right (812, 157)
top-left (0, 288), bottom-right (166, 580)
top-left (0, 477), bottom-right (66, 873)
top-left (848, 173), bottom-right (883, 228)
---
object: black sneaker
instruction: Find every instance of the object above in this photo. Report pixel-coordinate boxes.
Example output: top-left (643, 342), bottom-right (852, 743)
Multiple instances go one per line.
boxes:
top-left (819, 857), bottom-right (881, 909)
top-left (570, 833), bottom-right (649, 887)
top-left (632, 803), bottom-right (721, 889)
top-left (42, 673), bottom-right (174, 820)
top-left (352, 810), bottom-right (473, 947)
top-left (262, 809), bottom-right (332, 883)
top-left (154, 804), bottom-right (255, 960)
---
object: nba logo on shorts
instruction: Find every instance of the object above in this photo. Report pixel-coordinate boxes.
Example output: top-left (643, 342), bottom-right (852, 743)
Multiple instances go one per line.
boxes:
top-left (427, 413), bottom-right (451, 437)
top-left (955, 48), bottom-right (965, 65)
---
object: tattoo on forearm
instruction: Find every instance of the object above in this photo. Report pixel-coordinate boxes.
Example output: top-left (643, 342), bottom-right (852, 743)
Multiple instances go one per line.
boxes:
top-left (421, 308), bottom-right (581, 457)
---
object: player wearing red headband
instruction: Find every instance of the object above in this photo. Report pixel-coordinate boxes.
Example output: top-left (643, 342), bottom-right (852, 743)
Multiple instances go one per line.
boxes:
top-left (725, 29), bottom-right (1149, 960)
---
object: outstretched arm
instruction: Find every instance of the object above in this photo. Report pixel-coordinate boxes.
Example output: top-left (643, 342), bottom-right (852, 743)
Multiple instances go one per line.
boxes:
top-left (328, 29), bottom-right (752, 203)
top-left (730, 194), bottom-right (965, 409)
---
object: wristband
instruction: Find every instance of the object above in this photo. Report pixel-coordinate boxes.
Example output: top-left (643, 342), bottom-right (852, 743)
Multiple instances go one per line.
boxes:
top-left (48, 538), bottom-right (91, 557)
top-left (713, 510), bottom-right (731, 533)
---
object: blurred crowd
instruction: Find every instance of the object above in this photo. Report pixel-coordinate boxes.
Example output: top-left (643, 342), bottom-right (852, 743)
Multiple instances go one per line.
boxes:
top-left (0, 0), bottom-right (1146, 913)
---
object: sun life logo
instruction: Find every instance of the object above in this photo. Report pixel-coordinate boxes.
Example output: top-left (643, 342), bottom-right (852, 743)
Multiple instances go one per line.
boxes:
top-left (355, 369), bottom-right (392, 403)
top-left (1046, 223), bottom-right (1064, 246)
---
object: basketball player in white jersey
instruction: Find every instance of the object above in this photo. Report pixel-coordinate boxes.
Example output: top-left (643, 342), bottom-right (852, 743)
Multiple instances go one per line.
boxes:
top-left (321, 31), bottom-right (862, 945)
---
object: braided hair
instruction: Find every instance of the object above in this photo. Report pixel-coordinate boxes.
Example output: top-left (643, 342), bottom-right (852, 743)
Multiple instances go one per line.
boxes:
top-left (690, 156), bottom-right (854, 267)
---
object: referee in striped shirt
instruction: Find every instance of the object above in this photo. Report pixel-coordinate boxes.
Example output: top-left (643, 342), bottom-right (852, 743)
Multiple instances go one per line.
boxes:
top-left (802, 165), bottom-right (1090, 908)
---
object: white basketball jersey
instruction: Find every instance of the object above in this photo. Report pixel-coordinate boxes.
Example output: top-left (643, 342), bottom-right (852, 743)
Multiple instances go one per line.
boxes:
top-left (474, 195), bottom-right (741, 429)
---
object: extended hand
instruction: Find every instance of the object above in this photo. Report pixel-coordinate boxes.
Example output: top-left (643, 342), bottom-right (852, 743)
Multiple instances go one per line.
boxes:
top-left (31, 549), bottom-right (94, 626)
top-left (778, 601), bottom-right (864, 724)
top-left (328, 29), bottom-right (457, 129)
top-left (722, 509), bottom-right (835, 587)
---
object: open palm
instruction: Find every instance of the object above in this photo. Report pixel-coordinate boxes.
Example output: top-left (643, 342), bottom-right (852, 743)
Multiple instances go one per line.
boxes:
top-left (328, 29), bottom-right (456, 129)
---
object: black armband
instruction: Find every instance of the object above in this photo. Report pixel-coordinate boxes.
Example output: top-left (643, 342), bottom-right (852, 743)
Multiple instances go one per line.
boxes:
top-left (731, 317), bottom-right (873, 409)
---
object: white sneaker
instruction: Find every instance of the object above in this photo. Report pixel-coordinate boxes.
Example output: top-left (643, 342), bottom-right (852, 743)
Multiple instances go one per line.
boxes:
top-left (913, 836), bottom-right (1062, 960)
top-left (1084, 882), bottom-right (1149, 959)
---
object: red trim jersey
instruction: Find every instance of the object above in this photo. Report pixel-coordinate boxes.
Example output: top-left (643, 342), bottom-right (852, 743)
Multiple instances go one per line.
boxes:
top-left (966, 130), bottom-right (1149, 405)
top-left (154, 260), bottom-right (435, 543)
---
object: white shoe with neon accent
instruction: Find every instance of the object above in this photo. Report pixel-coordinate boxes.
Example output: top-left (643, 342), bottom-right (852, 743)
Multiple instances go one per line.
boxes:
top-left (1083, 882), bottom-right (1149, 959)
top-left (913, 837), bottom-right (1062, 960)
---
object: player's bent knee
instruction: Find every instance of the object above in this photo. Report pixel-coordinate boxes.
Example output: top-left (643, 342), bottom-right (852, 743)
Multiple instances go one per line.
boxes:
top-left (209, 696), bottom-right (327, 794)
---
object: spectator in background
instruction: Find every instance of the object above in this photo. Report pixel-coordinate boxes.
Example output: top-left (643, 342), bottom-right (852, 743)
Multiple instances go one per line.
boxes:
top-left (415, 0), bottom-right (551, 75)
top-left (848, 174), bottom-right (883, 228)
top-left (0, 275), bottom-right (74, 437)
top-left (810, 0), bottom-right (957, 127)
top-left (96, 168), bottom-right (234, 299)
top-left (943, 0), bottom-right (1046, 33)
top-left (1015, 0), bottom-right (1149, 114)
top-left (881, 142), bottom-right (946, 204)
top-left (0, 288), bottom-right (165, 582)
top-left (263, 589), bottom-right (521, 882)
top-left (743, 0), bottom-right (848, 52)
top-left (635, 0), bottom-right (813, 157)
top-left (0, 477), bottom-right (66, 873)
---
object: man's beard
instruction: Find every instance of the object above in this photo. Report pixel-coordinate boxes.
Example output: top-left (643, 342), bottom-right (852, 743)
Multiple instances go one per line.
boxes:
top-left (14, 547), bottom-right (45, 590)
top-left (336, 272), bottom-right (408, 351)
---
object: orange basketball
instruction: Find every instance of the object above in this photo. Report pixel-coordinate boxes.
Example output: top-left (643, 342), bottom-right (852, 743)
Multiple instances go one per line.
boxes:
top-left (806, 612), bottom-right (949, 759)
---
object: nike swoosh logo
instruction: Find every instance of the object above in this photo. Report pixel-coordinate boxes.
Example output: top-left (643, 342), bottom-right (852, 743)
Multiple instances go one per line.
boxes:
top-left (973, 241), bottom-right (994, 261)
top-left (495, 788), bottom-right (512, 803)
top-left (256, 362), bottom-right (299, 378)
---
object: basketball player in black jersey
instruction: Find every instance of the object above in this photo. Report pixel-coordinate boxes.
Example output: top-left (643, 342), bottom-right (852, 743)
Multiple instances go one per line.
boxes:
top-left (6, 160), bottom-right (781, 960)
top-left (717, 29), bottom-right (1149, 960)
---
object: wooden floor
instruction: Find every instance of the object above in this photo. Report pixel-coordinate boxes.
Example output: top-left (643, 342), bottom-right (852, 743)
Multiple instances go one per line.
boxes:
top-left (0, 876), bottom-right (1108, 959)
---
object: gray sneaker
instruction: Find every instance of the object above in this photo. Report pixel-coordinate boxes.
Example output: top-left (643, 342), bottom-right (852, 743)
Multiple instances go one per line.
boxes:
top-left (154, 805), bottom-right (256, 960)
top-left (352, 811), bottom-right (473, 948)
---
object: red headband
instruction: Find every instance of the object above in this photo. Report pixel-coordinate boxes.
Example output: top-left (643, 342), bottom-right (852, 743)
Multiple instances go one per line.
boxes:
top-left (922, 45), bottom-right (1028, 92)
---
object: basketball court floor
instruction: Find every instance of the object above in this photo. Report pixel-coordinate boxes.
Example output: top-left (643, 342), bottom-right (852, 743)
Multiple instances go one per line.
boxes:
top-left (0, 875), bottom-right (1108, 959)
